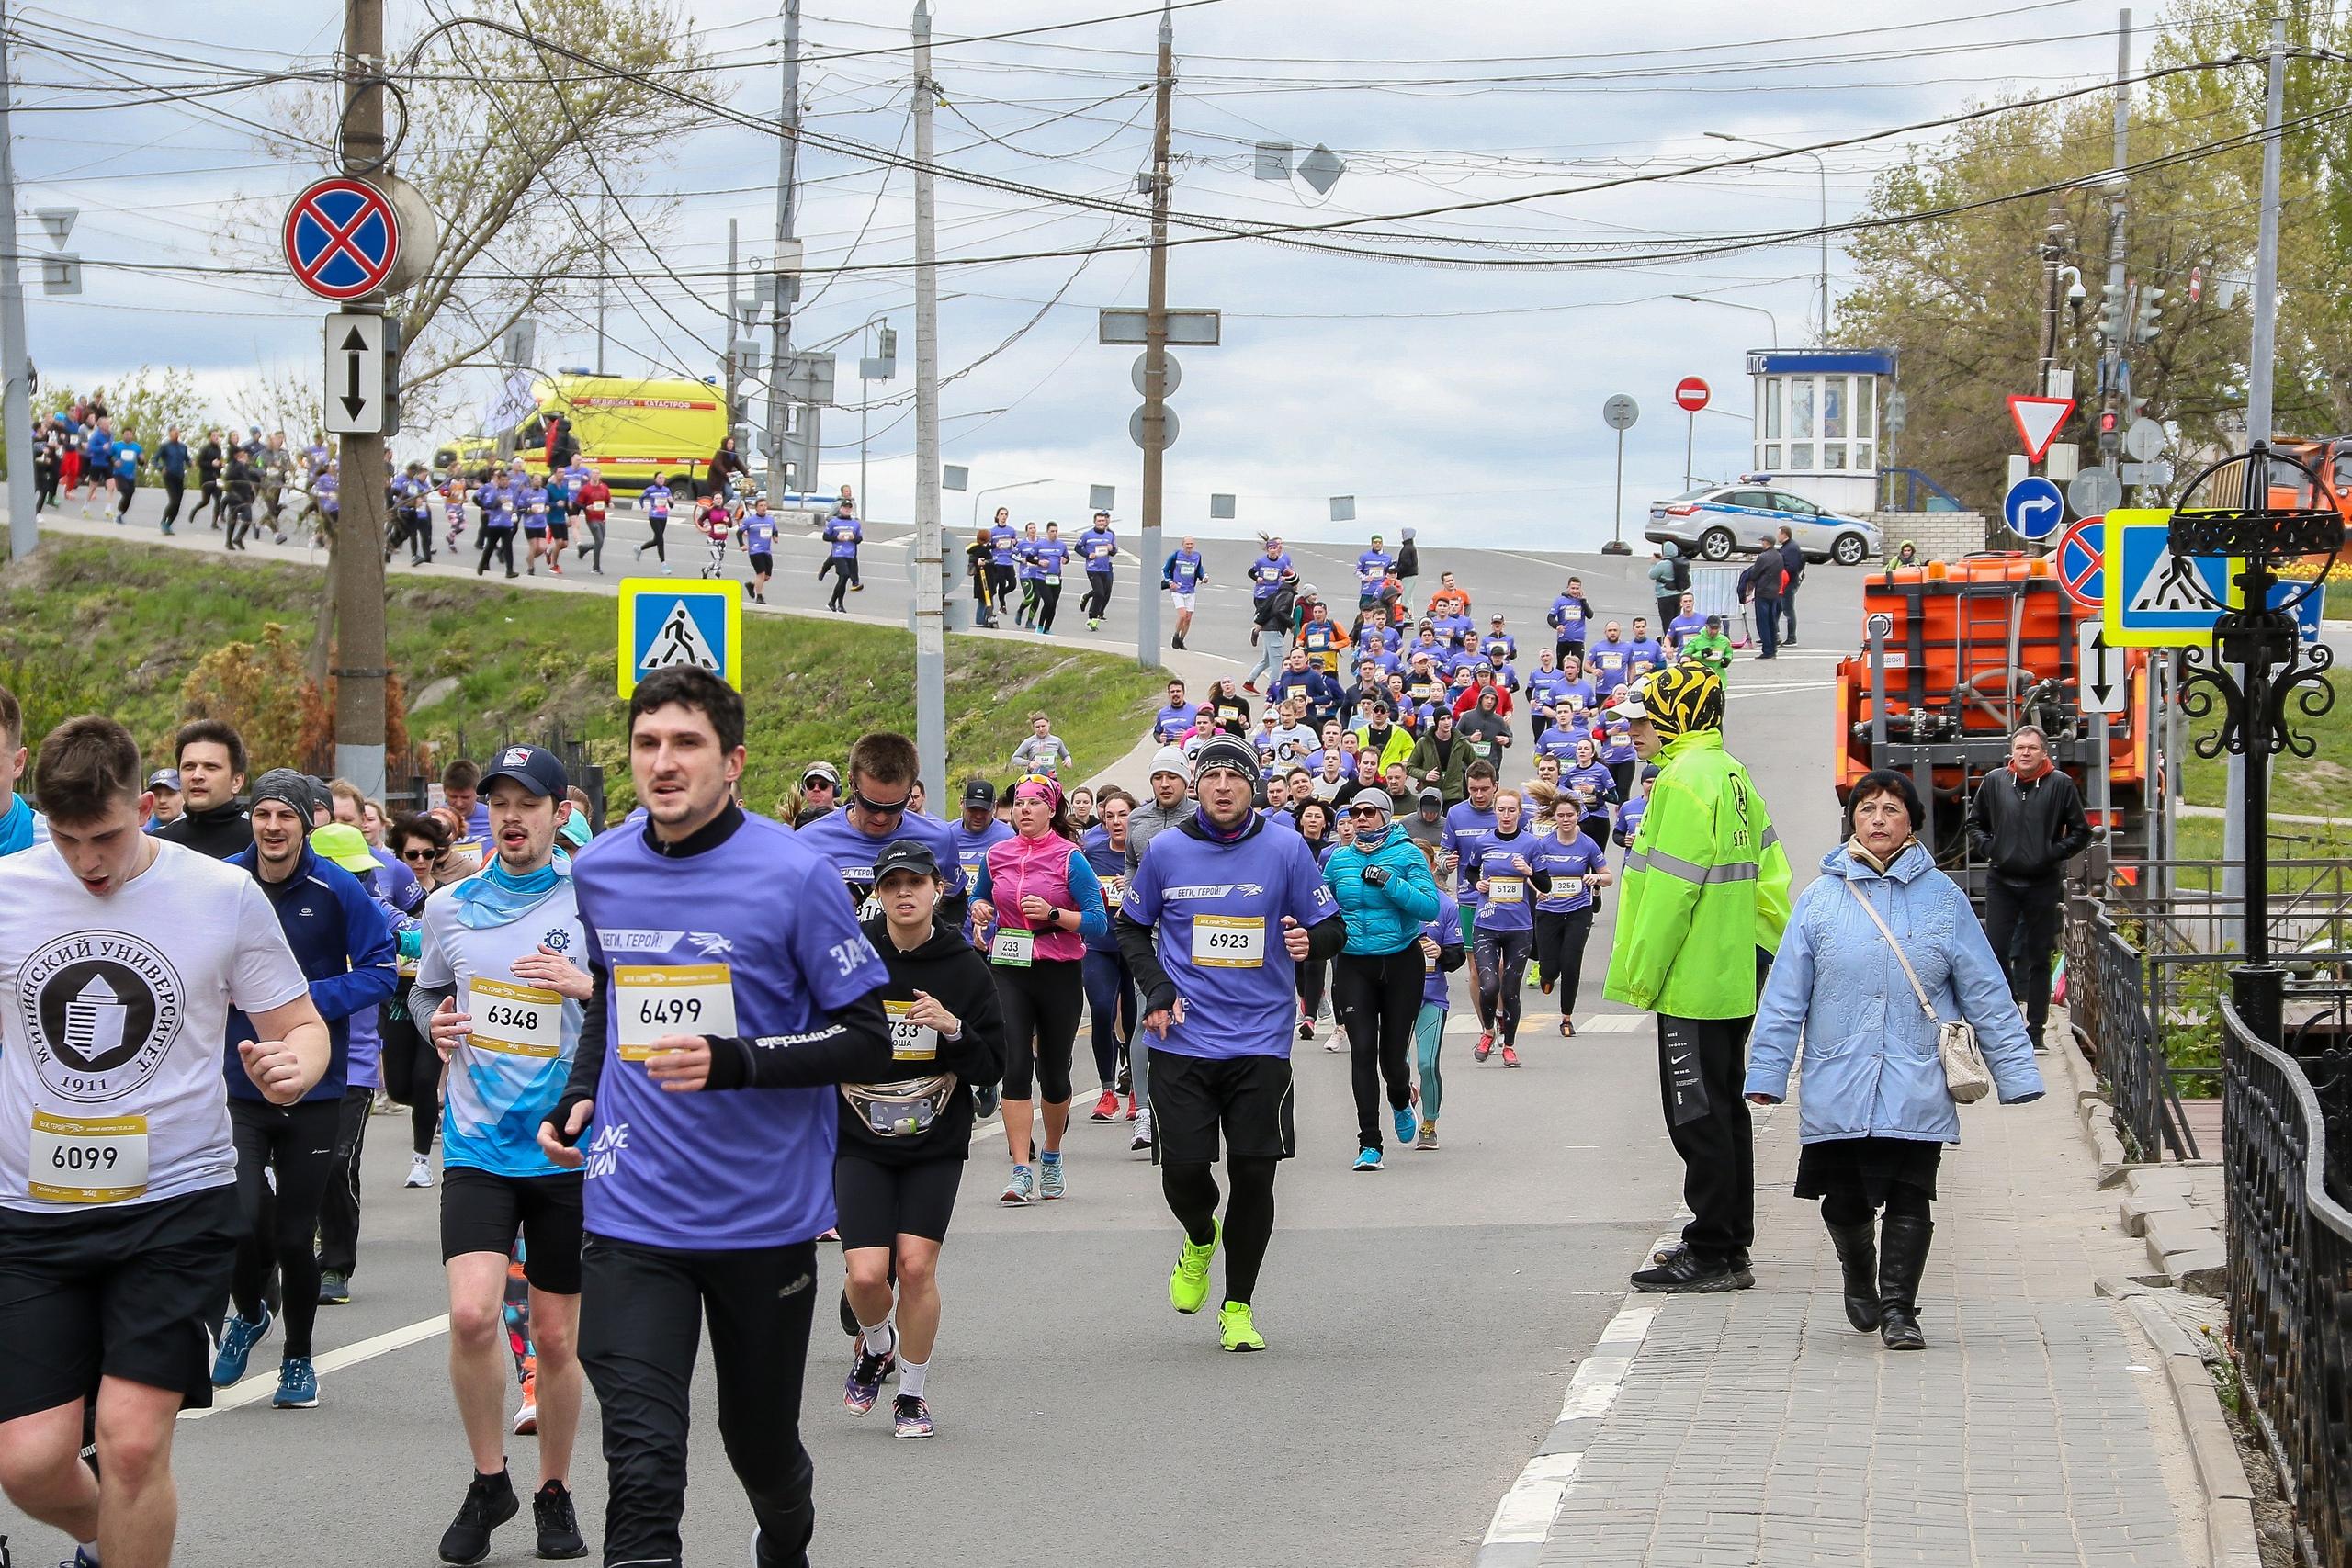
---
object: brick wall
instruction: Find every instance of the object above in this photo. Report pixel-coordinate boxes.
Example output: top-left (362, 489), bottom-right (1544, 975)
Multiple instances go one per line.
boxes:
top-left (1872, 510), bottom-right (1988, 566)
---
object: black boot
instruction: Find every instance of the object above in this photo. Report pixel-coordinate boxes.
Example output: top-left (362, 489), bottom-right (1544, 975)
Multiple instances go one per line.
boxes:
top-left (1826, 1216), bottom-right (1881, 1332)
top-left (1877, 1213), bottom-right (1933, 1350)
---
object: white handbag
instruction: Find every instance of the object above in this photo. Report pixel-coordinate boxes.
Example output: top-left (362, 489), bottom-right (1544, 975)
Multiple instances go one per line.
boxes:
top-left (1846, 879), bottom-right (1993, 1104)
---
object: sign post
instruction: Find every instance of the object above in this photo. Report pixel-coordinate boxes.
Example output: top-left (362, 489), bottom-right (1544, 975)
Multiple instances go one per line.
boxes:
top-left (1673, 376), bottom-right (1709, 490)
top-left (1602, 394), bottom-right (1639, 555)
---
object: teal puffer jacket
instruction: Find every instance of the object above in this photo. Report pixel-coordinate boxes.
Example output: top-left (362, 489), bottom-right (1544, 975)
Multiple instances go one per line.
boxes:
top-left (1323, 829), bottom-right (1442, 956)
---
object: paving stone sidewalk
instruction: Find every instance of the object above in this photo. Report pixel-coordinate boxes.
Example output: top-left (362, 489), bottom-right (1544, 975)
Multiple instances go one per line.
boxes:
top-left (1486, 1076), bottom-right (2207, 1567)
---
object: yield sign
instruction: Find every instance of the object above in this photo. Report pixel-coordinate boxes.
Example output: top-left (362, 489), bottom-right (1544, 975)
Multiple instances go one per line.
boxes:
top-left (2056, 515), bottom-right (2104, 613)
top-left (2007, 394), bottom-right (2075, 463)
top-left (282, 176), bottom-right (400, 302)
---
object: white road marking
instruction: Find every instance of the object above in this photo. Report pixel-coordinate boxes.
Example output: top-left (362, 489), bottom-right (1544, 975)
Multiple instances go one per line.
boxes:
top-left (1479, 1301), bottom-right (1658, 1551)
top-left (184, 1314), bottom-right (453, 1420)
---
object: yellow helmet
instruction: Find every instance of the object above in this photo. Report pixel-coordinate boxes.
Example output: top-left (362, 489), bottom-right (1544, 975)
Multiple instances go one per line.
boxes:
top-left (1608, 662), bottom-right (1724, 739)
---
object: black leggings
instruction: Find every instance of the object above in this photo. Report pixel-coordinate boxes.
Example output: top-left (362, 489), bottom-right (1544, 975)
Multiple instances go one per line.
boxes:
top-left (379, 1012), bottom-right (441, 1156)
top-left (1084, 570), bottom-right (1114, 620)
top-left (189, 478), bottom-right (220, 522)
top-left (1036, 581), bottom-right (1064, 632)
top-left (1533, 906), bottom-right (1597, 1017)
top-left (989, 563), bottom-right (1017, 609)
top-left (229, 1096), bottom-right (341, 1359)
top-left (1080, 949), bottom-right (1136, 1089)
top-left (161, 472), bottom-right (187, 526)
top-left (1474, 925), bottom-right (1535, 1044)
top-left (639, 517), bottom-right (669, 561)
top-left (478, 527), bottom-right (515, 574)
top-left (1333, 947), bottom-right (1422, 1149)
top-left (823, 557), bottom-right (853, 610)
top-left (1161, 1156), bottom-right (1278, 1306)
top-left (993, 958), bottom-right (1083, 1103)
top-left (1822, 1187), bottom-right (1932, 1227)
top-left (1295, 954), bottom-right (1328, 1025)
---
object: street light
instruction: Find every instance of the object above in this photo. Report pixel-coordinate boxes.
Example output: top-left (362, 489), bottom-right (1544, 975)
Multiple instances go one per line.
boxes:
top-left (969, 477), bottom-right (1053, 533)
top-left (1705, 130), bottom-right (1829, 344)
top-left (1672, 294), bottom-right (1781, 348)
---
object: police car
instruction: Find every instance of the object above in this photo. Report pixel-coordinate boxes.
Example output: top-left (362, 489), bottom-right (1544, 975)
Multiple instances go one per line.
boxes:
top-left (1645, 481), bottom-right (1881, 566)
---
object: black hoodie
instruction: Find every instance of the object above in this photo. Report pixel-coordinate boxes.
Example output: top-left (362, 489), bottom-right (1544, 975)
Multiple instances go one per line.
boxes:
top-left (153, 796), bottom-right (254, 860)
top-left (839, 915), bottom-right (1007, 1164)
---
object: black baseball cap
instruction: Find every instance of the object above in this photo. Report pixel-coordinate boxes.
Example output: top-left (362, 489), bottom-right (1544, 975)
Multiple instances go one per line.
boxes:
top-left (873, 840), bottom-right (940, 881)
top-left (480, 744), bottom-right (569, 799)
top-left (962, 778), bottom-right (997, 807)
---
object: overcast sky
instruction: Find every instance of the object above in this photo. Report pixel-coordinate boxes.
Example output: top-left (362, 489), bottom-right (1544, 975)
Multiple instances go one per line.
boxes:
top-left (15, 0), bottom-right (2155, 546)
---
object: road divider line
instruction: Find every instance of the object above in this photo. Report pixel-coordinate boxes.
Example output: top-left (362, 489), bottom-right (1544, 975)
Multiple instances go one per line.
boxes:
top-left (1477, 1299), bottom-right (1659, 1561)
top-left (185, 1314), bottom-right (452, 1420)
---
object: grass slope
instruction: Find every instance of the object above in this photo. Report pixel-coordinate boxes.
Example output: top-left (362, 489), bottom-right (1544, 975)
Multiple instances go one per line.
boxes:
top-left (2178, 684), bottom-right (2349, 818)
top-left (0, 535), bottom-right (1161, 811)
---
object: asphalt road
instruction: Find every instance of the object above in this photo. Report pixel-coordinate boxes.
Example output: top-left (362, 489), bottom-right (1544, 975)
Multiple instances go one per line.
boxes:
top-left (6, 491), bottom-right (1867, 1567)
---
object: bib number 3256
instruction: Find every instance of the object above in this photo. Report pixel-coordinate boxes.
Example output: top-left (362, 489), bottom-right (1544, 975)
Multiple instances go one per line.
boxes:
top-left (615, 964), bottom-right (739, 1061)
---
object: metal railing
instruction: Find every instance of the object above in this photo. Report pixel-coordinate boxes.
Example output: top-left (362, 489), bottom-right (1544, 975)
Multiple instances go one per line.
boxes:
top-left (2221, 995), bottom-right (2352, 1568)
top-left (2064, 895), bottom-right (2203, 1160)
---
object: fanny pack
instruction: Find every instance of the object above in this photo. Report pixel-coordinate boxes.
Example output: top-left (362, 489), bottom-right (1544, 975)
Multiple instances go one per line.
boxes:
top-left (840, 1075), bottom-right (959, 1138)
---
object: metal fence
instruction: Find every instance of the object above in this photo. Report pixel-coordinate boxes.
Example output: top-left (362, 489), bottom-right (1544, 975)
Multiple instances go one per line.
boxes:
top-left (2221, 996), bottom-right (2352, 1568)
top-left (2064, 896), bottom-right (2202, 1160)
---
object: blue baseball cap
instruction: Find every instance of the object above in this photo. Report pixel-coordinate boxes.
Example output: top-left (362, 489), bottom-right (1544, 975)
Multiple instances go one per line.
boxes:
top-left (480, 744), bottom-right (569, 799)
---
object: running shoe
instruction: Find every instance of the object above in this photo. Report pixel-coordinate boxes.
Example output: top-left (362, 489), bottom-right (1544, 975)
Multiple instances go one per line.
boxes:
top-left (1125, 1094), bottom-right (1139, 1122)
top-left (1299, 1016), bottom-right (1315, 1041)
top-left (843, 1337), bottom-right (895, 1416)
top-left (1416, 1119), bottom-right (1439, 1151)
top-left (1130, 1109), bottom-right (1155, 1152)
top-left (1038, 1155), bottom-right (1066, 1200)
top-left (1630, 1249), bottom-right (1753, 1293)
top-left (514, 1370), bottom-right (538, 1435)
top-left (1393, 1104), bottom-right (1418, 1145)
top-left (1473, 1032), bottom-right (1495, 1063)
top-left (533, 1482), bottom-right (587, 1560)
top-left (892, 1393), bottom-right (935, 1438)
top-left (1352, 1145), bottom-right (1383, 1172)
top-left (1001, 1164), bottom-right (1036, 1205)
top-left (1500, 1044), bottom-right (1521, 1068)
top-left (272, 1356), bottom-right (318, 1409)
top-left (973, 1083), bottom-right (1000, 1121)
top-left (406, 1153), bottom-right (434, 1189)
top-left (211, 1305), bottom-right (273, 1386)
top-left (317, 1269), bottom-right (351, 1305)
top-left (438, 1467), bottom-right (518, 1566)
top-left (1090, 1089), bottom-right (1121, 1122)
top-left (1169, 1218), bottom-right (1221, 1314)
top-left (1218, 1301), bottom-right (1267, 1352)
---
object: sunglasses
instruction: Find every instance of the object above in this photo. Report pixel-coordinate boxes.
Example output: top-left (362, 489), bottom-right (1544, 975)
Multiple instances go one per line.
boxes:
top-left (803, 776), bottom-right (837, 792)
top-left (1348, 804), bottom-right (1387, 818)
top-left (853, 787), bottom-right (910, 818)
top-left (400, 847), bottom-right (436, 862)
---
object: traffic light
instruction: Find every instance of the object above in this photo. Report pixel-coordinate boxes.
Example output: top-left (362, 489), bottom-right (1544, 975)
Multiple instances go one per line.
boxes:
top-left (2134, 285), bottom-right (2165, 344)
top-left (2098, 409), bottom-right (2120, 455)
top-left (2098, 278), bottom-right (2127, 346)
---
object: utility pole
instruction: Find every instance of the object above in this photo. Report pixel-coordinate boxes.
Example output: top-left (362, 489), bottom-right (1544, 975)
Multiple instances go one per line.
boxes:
top-left (910, 2), bottom-right (945, 791)
top-left (724, 219), bottom-right (740, 453)
top-left (2097, 10), bottom-right (2131, 478)
top-left (332, 0), bottom-right (390, 795)
top-left (594, 235), bottom-right (607, 376)
top-left (2036, 201), bottom-right (2066, 391)
top-left (1136, 0), bottom-right (1174, 670)
top-left (766, 0), bottom-right (799, 499)
top-left (0, 0), bottom-right (36, 563)
top-left (2223, 17), bottom-right (2288, 929)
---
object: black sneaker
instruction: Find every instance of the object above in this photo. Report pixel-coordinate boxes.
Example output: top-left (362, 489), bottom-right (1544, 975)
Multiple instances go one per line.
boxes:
top-left (1630, 1248), bottom-right (1752, 1293)
top-left (532, 1480), bottom-right (587, 1560)
top-left (438, 1468), bottom-right (518, 1565)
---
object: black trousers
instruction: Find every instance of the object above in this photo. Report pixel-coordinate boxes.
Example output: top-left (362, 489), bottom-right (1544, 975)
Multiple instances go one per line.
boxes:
top-left (189, 477), bottom-right (220, 522)
top-left (1533, 906), bottom-right (1596, 1015)
top-left (229, 1096), bottom-right (341, 1359)
top-left (314, 1084), bottom-right (373, 1278)
top-left (1781, 587), bottom-right (1799, 642)
top-left (1084, 570), bottom-right (1114, 620)
top-left (579, 1235), bottom-right (819, 1568)
top-left (478, 527), bottom-right (515, 574)
top-left (989, 563), bottom-right (1016, 609)
top-left (1333, 947), bottom-right (1421, 1148)
top-left (1657, 1013), bottom-right (1756, 1258)
top-left (1036, 580), bottom-right (1064, 632)
top-left (379, 1012), bottom-right (440, 1156)
top-left (161, 472), bottom-right (187, 526)
top-left (1984, 877), bottom-right (2064, 1044)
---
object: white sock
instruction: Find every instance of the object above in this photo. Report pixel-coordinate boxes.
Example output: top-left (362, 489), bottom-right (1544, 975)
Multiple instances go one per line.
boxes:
top-left (898, 1357), bottom-right (929, 1400)
top-left (858, 1316), bottom-right (897, 1360)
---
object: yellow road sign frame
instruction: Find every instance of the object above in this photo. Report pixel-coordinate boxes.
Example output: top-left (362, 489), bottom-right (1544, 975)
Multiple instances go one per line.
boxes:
top-left (2101, 506), bottom-right (2244, 649)
top-left (617, 578), bottom-right (742, 696)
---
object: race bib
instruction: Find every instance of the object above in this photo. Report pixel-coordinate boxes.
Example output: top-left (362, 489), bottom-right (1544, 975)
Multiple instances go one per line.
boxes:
top-left (1551, 874), bottom-right (1584, 900)
top-left (1043, 573), bottom-right (1062, 587)
top-left (1487, 875), bottom-right (1527, 905)
top-left (885, 999), bottom-right (939, 1063)
top-left (1192, 914), bottom-right (1266, 967)
top-left (468, 977), bottom-right (564, 1058)
top-left (28, 1110), bottom-right (148, 1204)
top-left (614, 964), bottom-right (738, 1061)
top-left (991, 927), bottom-right (1035, 968)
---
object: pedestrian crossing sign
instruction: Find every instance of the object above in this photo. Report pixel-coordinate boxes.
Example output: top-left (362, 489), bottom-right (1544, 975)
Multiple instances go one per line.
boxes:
top-left (2100, 507), bottom-right (2242, 649)
top-left (618, 579), bottom-right (742, 696)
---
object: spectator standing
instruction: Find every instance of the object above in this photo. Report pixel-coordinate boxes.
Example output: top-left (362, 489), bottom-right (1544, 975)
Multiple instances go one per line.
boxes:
top-left (1776, 526), bottom-right (1806, 646)
top-left (1738, 549), bottom-right (1784, 660)
top-left (1965, 726), bottom-right (2090, 1055)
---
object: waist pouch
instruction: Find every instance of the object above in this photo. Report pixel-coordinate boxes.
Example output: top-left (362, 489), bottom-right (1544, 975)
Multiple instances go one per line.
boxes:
top-left (841, 1074), bottom-right (959, 1138)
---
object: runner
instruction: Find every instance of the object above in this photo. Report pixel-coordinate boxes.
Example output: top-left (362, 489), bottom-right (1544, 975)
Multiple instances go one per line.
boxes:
top-left (634, 474), bottom-right (675, 571)
top-left (1531, 793), bottom-right (1612, 1037)
top-left (820, 507), bottom-right (860, 612)
top-left (1114, 736), bottom-right (1343, 1351)
top-left (573, 468), bottom-right (611, 576)
top-left (1078, 510), bottom-right (1117, 630)
top-left (537, 666), bottom-right (896, 1568)
top-left (835, 840), bottom-right (1005, 1439)
top-left (211, 772), bottom-right (400, 1409)
top-left (1160, 533), bottom-right (1204, 649)
top-left (967, 776), bottom-right (1109, 1203)
top-left (1007, 712), bottom-right (1073, 779)
top-left (739, 497), bottom-right (778, 605)
top-left (0, 716), bottom-right (327, 1568)
top-left (986, 509), bottom-right (1019, 621)
top-left (413, 746), bottom-right (591, 1564)
top-left (0, 684), bottom-right (49, 856)
top-left (1441, 761), bottom-right (1500, 954)
top-left (1014, 521), bottom-right (1044, 627)
top-left (522, 463), bottom-right (556, 576)
top-left (1032, 522), bottom-right (1072, 635)
top-left (1407, 840), bottom-right (1465, 1149)
top-left (696, 489), bottom-right (735, 581)
top-left (1564, 737), bottom-right (1620, 851)
top-left (1467, 786), bottom-right (1547, 1067)
top-left (1321, 787), bottom-right (1441, 1170)
top-left (793, 733), bottom-right (967, 931)
top-left (383, 812), bottom-right (452, 1189)
top-left (475, 468), bottom-right (519, 579)
top-left (1078, 790), bottom-right (1139, 1121)
top-left (153, 718), bottom-right (254, 859)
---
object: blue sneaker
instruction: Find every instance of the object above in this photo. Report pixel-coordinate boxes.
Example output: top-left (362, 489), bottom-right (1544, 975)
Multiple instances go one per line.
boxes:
top-left (1393, 1104), bottom-right (1418, 1145)
top-left (211, 1305), bottom-right (272, 1386)
top-left (1038, 1152), bottom-right (1066, 1201)
top-left (1352, 1145), bottom-right (1383, 1172)
top-left (272, 1356), bottom-right (318, 1409)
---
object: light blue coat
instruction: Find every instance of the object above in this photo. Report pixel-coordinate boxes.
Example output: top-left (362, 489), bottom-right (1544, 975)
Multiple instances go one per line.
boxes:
top-left (1745, 840), bottom-right (2043, 1144)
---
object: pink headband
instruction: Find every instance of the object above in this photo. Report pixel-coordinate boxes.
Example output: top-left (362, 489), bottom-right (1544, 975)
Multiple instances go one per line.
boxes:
top-left (1012, 776), bottom-right (1062, 810)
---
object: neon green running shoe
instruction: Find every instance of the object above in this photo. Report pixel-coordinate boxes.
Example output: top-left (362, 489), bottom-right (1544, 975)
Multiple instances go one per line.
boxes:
top-left (1218, 1300), bottom-right (1266, 1353)
top-left (1169, 1219), bottom-right (1220, 1314)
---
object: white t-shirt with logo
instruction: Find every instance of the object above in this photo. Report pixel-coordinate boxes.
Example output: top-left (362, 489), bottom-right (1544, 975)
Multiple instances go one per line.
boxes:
top-left (0, 840), bottom-right (310, 1213)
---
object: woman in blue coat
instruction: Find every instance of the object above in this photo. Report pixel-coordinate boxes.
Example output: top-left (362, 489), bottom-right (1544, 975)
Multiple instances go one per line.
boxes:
top-left (1745, 770), bottom-right (2042, 1351)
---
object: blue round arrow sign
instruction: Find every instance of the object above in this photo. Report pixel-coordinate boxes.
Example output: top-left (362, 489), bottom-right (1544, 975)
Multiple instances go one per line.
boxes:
top-left (2002, 476), bottom-right (2064, 541)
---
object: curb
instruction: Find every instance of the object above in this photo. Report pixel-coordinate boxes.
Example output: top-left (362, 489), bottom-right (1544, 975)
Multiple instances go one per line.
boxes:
top-left (2052, 1013), bottom-right (2130, 1185)
top-left (2098, 1275), bottom-right (2264, 1568)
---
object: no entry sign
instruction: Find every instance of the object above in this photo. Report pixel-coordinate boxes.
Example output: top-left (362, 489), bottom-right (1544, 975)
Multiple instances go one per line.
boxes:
top-left (1674, 377), bottom-right (1710, 413)
top-left (283, 176), bottom-right (401, 302)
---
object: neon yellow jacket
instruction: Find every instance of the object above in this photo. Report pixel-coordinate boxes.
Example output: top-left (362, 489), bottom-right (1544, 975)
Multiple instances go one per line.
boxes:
top-left (1602, 729), bottom-right (1792, 1019)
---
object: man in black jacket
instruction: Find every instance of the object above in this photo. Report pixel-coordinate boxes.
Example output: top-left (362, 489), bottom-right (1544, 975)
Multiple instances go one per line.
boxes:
top-left (1966, 725), bottom-right (2092, 1053)
top-left (152, 717), bottom-right (254, 859)
top-left (1737, 551), bottom-right (1783, 660)
top-left (1775, 526), bottom-right (1806, 646)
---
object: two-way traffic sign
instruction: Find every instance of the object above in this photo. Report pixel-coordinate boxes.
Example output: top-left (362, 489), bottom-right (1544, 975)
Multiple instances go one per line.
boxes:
top-left (2101, 506), bottom-right (2241, 648)
top-left (322, 311), bottom-right (401, 436)
top-left (2077, 621), bottom-right (2125, 716)
top-left (618, 579), bottom-right (741, 696)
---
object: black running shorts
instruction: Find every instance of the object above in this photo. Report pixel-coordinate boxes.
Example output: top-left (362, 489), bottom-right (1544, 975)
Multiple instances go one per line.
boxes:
top-left (832, 1154), bottom-right (964, 1251)
top-left (0, 1185), bottom-right (239, 1422)
top-left (1145, 1049), bottom-right (1295, 1165)
top-left (439, 1167), bottom-right (585, 1293)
